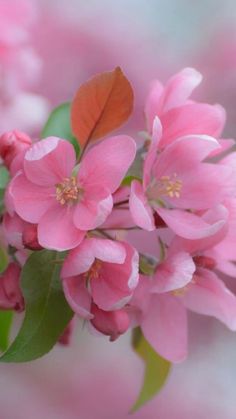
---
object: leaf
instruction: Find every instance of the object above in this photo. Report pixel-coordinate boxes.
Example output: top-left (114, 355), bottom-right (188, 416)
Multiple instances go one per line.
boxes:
top-left (131, 328), bottom-right (171, 412)
top-left (0, 247), bottom-right (8, 274)
top-left (0, 250), bottom-right (73, 362)
top-left (71, 67), bottom-right (134, 147)
top-left (0, 167), bottom-right (9, 189)
top-left (41, 103), bottom-right (80, 157)
top-left (0, 310), bottom-right (13, 352)
top-left (121, 175), bottom-right (141, 187)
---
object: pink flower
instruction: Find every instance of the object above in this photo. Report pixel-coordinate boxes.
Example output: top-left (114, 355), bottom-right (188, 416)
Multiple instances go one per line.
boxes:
top-left (0, 130), bottom-right (31, 173)
top-left (61, 238), bottom-right (139, 318)
top-left (9, 136), bottom-right (136, 251)
top-left (3, 212), bottom-right (41, 250)
top-left (90, 304), bottom-right (130, 341)
top-left (129, 119), bottom-right (231, 239)
top-left (145, 68), bottom-right (227, 150)
top-left (0, 262), bottom-right (24, 312)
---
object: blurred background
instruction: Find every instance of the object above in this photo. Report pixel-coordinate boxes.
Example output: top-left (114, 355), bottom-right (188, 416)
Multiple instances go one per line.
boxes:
top-left (1, 0), bottom-right (236, 417)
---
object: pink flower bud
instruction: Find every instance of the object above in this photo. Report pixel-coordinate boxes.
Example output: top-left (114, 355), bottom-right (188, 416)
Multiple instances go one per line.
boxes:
top-left (0, 263), bottom-right (24, 312)
top-left (0, 130), bottom-right (31, 170)
top-left (22, 223), bottom-right (42, 250)
top-left (91, 304), bottom-right (130, 341)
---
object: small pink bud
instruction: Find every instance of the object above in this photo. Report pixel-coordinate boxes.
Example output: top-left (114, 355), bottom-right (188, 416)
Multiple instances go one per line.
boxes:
top-left (91, 304), bottom-right (130, 341)
top-left (0, 130), bottom-right (31, 169)
top-left (0, 263), bottom-right (24, 312)
top-left (22, 223), bottom-right (42, 250)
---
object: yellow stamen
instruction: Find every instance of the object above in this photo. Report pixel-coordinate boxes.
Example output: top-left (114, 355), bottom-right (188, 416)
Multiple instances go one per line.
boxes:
top-left (55, 176), bottom-right (82, 205)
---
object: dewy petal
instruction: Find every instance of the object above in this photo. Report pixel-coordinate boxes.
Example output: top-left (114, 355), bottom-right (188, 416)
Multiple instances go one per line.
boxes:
top-left (141, 294), bottom-right (188, 363)
top-left (24, 137), bottom-right (76, 186)
top-left (143, 116), bottom-right (162, 189)
top-left (129, 180), bottom-right (155, 231)
top-left (160, 67), bottom-right (202, 113)
top-left (73, 195), bottom-right (113, 230)
top-left (182, 268), bottom-right (236, 330)
top-left (157, 208), bottom-right (226, 240)
top-left (10, 172), bottom-right (54, 223)
top-left (160, 103), bottom-right (225, 148)
top-left (78, 135), bottom-right (136, 193)
top-left (63, 276), bottom-right (92, 319)
top-left (91, 242), bottom-right (139, 311)
top-left (152, 251), bottom-right (195, 293)
top-left (38, 204), bottom-right (85, 251)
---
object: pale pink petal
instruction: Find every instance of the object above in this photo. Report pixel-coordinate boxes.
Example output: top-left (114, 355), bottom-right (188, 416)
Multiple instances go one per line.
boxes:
top-left (141, 294), bottom-right (188, 363)
top-left (78, 136), bottom-right (136, 193)
top-left (160, 103), bottom-right (225, 148)
top-left (73, 195), bottom-right (113, 230)
top-left (182, 268), bottom-right (236, 330)
top-left (90, 238), bottom-right (126, 264)
top-left (145, 80), bottom-right (164, 132)
top-left (160, 67), bottom-right (202, 113)
top-left (3, 212), bottom-right (25, 249)
top-left (129, 180), bottom-right (155, 231)
top-left (38, 204), bottom-right (85, 251)
top-left (152, 251), bottom-right (195, 293)
top-left (154, 135), bottom-right (220, 179)
top-left (157, 207), bottom-right (226, 240)
top-left (209, 138), bottom-right (235, 157)
top-left (143, 116), bottom-right (162, 189)
top-left (10, 172), bottom-right (54, 223)
top-left (61, 239), bottom-right (95, 278)
top-left (63, 276), bottom-right (92, 319)
top-left (24, 137), bottom-right (76, 186)
top-left (91, 243), bottom-right (139, 311)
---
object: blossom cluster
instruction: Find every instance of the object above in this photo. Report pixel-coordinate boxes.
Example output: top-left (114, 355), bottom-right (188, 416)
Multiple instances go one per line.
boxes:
top-left (1, 67), bottom-right (236, 364)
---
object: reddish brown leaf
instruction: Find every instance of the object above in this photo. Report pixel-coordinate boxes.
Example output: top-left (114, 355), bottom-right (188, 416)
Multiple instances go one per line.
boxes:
top-left (71, 67), bottom-right (134, 147)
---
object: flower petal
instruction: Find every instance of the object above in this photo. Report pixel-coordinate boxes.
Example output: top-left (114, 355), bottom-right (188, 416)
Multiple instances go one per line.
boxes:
top-left (38, 204), bottom-right (85, 251)
top-left (73, 195), bottom-right (113, 230)
top-left (141, 294), bottom-right (188, 363)
top-left (63, 276), bottom-right (92, 319)
top-left (10, 172), bottom-right (54, 223)
top-left (78, 135), bottom-right (136, 193)
top-left (24, 137), bottom-right (76, 186)
top-left (129, 180), bottom-right (155, 231)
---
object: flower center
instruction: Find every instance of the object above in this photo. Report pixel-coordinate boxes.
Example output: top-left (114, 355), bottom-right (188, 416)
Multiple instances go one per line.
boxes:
top-left (148, 173), bottom-right (182, 201)
top-left (55, 176), bottom-right (82, 205)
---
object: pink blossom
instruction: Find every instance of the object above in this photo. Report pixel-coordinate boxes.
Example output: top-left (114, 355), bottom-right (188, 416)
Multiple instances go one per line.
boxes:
top-left (9, 136), bottom-right (136, 251)
top-left (90, 304), bottom-right (130, 341)
top-left (129, 119), bottom-right (231, 239)
top-left (145, 68), bottom-right (227, 150)
top-left (0, 262), bottom-right (24, 312)
top-left (61, 238), bottom-right (139, 318)
top-left (0, 130), bottom-right (31, 173)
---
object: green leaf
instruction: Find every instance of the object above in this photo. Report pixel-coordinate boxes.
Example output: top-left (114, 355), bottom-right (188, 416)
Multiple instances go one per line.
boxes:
top-left (131, 328), bottom-right (171, 412)
top-left (121, 175), bottom-right (141, 187)
top-left (0, 250), bottom-right (73, 362)
top-left (0, 247), bottom-right (8, 274)
top-left (0, 311), bottom-right (13, 352)
top-left (0, 167), bottom-right (9, 189)
top-left (41, 102), bottom-right (80, 157)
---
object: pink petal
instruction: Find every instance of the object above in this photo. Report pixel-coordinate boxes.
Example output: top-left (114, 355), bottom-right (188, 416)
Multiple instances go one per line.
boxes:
top-left (78, 136), bottom-right (136, 193)
top-left (143, 116), bottom-right (162, 189)
top-left (160, 103), bottom-right (225, 148)
top-left (24, 137), bottom-right (76, 186)
top-left (63, 276), bottom-right (92, 319)
top-left (152, 251), bottom-right (195, 293)
top-left (145, 80), bottom-right (164, 132)
top-left (3, 212), bottom-right (25, 249)
top-left (129, 180), bottom-right (155, 231)
top-left (62, 238), bottom-right (126, 278)
top-left (10, 172), bottom-right (54, 223)
top-left (157, 207), bottom-right (226, 240)
top-left (73, 195), bottom-right (113, 230)
top-left (182, 268), bottom-right (236, 330)
top-left (91, 242), bottom-right (139, 311)
top-left (91, 304), bottom-right (130, 341)
top-left (141, 294), bottom-right (188, 363)
top-left (38, 204), bottom-right (85, 251)
top-left (160, 67), bottom-right (202, 113)
top-left (154, 135), bottom-right (220, 179)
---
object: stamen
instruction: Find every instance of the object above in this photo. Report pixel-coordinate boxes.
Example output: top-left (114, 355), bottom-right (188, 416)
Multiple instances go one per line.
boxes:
top-left (55, 176), bottom-right (82, 205)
